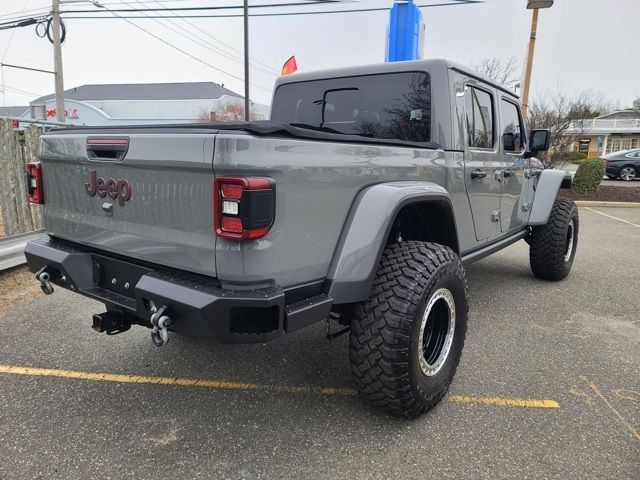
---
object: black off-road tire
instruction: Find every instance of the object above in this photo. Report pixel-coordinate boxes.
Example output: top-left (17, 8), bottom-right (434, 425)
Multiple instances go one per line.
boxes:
top-left (349, 241), bottom-right (468, 418)
top-left (529, 196), bottom-right (579, 281)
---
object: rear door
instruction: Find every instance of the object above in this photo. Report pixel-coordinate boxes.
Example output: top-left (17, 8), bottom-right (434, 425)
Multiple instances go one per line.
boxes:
top-left (40, 130), bottom-right (217, 277)
top-left (463, 83), bottom-right (501, 241)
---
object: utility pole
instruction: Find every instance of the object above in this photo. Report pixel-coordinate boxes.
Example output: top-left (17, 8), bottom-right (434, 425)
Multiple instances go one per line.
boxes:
top-left (520, 8), bottom-right (538, 119)
top-left (243, 0), bottom-right (250, 121)
top-left (521, 1), bottom-right (553, 118)
top-left (52, 0), bottom-right (65, 123)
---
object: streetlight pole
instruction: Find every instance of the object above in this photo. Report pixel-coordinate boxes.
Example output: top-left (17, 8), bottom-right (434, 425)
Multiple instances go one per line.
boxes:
top-left (52, 0), bottom-right (65, 123)
top-left (521, 0), bottom-right (553, 119)
top-left (243, 0), bottom-right (250, 121)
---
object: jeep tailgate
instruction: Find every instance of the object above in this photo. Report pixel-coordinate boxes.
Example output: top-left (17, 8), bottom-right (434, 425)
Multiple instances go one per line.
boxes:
top-left (39, 129), bottom-right (217, 277)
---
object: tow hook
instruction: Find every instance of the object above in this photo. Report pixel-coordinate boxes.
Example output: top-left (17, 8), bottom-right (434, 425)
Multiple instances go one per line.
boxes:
top-left (35, 267), bottom-right (54, 295)
top-left (150, 305), bottom-right (172, 347)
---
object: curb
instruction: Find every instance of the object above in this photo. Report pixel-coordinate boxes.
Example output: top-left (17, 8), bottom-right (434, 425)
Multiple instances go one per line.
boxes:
top-left (575, 201), bottom-right (640, 208)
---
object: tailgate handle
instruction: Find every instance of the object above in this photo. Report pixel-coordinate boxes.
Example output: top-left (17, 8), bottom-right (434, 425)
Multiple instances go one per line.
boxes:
top-left (87, 137), bottom-right (129, 161)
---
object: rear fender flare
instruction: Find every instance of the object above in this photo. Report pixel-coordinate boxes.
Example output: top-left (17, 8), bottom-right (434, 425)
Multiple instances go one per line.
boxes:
top-left (326, 182), bottom-right (458, 304)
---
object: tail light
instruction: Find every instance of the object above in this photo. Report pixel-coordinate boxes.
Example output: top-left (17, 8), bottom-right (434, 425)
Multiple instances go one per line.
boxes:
top-left (25, 161), bottom-right (44, 204)
top-left (214, 177), bottom-right (275, 240)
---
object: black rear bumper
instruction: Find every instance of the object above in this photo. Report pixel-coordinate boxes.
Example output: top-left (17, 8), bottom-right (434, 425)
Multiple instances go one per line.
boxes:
top-left (25, 235), bottom-right (332, 344)
top-left (605, 165), bottom-right (620, 177)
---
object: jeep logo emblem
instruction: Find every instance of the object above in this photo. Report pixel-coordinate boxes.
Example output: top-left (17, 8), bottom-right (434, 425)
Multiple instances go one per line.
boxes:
top-left (85, 169), bottom-right (132, 206)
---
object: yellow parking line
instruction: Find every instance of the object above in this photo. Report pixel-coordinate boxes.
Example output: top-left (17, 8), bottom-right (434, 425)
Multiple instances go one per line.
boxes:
top-left (448, 395), bottom-right (559, 409)
top-left (584, 207), bottom-right (640, 229)
top-left (0, 364), bottom-right (559, 408)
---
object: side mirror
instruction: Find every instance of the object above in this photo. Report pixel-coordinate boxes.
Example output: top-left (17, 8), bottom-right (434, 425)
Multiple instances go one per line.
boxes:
top-left (502, 133), bottom-right (516, 152)
top-left (528, 129), bottom-right (551, 155)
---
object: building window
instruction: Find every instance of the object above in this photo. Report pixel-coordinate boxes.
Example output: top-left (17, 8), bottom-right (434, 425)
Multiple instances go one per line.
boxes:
top-left (605, 137), bottom-right (640, 154)
top-left (579, 139), bottom-right (590, 153)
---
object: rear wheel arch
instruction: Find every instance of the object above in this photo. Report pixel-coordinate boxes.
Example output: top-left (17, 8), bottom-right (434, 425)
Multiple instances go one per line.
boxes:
top-left (326, 183), bottom-right (460, 305)
top-left (387, 200), bottom-right (459, 254)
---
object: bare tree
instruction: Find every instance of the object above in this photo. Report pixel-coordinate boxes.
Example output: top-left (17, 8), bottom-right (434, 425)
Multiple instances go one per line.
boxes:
top-left (472, 57), bottom-right (520, 91)
top-left (527, 89), bottom-right (610, 168)
top-left (195, 108), bottom-right (214, 123)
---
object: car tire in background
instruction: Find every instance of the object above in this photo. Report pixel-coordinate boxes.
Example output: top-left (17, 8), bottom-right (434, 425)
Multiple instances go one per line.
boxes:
top-left (529, 196), bottom-right (579, 281)
top-left (349, 241), bottom-right (468, 418)
top-left (619, 166), bottom-right (637, 181)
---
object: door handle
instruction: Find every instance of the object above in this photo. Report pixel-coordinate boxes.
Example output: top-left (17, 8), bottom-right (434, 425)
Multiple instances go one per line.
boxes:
top-left (503, 169), bottom-right (515, 179)
top-left (471, 169), bottom-right (487, 180)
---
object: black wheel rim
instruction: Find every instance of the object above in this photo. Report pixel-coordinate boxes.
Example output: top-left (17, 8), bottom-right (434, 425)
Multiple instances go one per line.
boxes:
top-left (418, 288), bottom-right (455, 377)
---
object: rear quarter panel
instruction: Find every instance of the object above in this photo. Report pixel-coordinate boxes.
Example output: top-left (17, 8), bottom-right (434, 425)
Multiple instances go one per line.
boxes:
top-left (213, 134), bottom-right (474, 289)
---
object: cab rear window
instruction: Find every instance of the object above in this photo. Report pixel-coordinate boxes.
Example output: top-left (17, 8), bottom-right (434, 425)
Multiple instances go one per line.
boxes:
top-left (271, 72), bottom-right (431, 143)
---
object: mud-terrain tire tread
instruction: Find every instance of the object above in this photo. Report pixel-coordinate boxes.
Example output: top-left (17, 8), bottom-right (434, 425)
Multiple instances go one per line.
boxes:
top-left (349, 241), bottom-right (468, 418)
top-left (529, 196), bottom-right (578, 281)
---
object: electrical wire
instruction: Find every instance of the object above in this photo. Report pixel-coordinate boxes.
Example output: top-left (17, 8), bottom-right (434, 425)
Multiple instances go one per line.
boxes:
top-left (59, 1), bottom-right (483, 19)
top-left (1, 0), bottom-right (31, 62)
top-left (60, 1), bottom-right (355, 14)
top-left (0, 6), bottom-right (50, 21)
top-left (98, 3), bottom-right (273, 92)
top-left (138, 0), bottom-right (280, 75)
top-left (1, 84), bottom-right (43, 97)
top-left (123, 0), bottom-right (278, 77)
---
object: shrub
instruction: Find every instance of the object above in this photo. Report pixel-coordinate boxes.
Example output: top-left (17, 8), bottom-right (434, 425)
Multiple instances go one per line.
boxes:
top-left (572, 158), bottom-right (605, 195)
top-left (565, 151), bottom-right (588, 164)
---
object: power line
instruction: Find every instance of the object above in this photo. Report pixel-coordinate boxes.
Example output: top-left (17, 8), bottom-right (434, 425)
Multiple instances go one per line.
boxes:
top-left (59, 1), bottom-right (484, 19)
top-left (60, 1), bottom-right (353, 14)
top-left (1, 84), bottom-right (43, 97)
top-left (97, 4), bottom-right (273, 92)
top-left (141, 0), bottom-right (279, 74)
top-left (123, 0), bottom-right (278, 77)
top-left (1, 0), bottom-right (31, 62)
top-left (0, 6), bottom-right (50, 21)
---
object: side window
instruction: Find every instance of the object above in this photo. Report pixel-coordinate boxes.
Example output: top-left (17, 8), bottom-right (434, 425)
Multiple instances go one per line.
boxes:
top-left (501, 100), bottom-right (525, 153)
top-left (465, 87), bottom-right (494, 149)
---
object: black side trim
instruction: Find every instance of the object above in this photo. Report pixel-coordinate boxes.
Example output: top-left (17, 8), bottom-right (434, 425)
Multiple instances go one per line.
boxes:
top-left (461, 229), bottom-right (530, 266)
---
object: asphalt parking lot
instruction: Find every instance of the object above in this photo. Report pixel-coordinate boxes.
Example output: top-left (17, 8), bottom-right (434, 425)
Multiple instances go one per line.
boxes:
top-left (0, 206), bottom-right (638, 480)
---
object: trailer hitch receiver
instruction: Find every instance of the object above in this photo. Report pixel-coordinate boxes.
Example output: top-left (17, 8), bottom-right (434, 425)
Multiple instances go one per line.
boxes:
top-left (92, 311), bottom-right (131, 335)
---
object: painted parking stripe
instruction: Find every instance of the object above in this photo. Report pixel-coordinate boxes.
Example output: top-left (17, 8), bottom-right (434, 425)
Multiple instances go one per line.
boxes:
top-left (0, 364), bottom-right (559, 408)
top-left (584, 207), bottom-right (640, 229)
top-left (448, 395), bottom-right (559, 409)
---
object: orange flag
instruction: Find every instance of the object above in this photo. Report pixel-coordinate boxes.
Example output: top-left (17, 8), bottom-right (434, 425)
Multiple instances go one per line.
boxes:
top-left (281, 56), bottom-right (298, 76)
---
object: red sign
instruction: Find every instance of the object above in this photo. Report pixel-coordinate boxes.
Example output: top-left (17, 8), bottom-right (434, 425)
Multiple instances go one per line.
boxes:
top-left (46, 108), bottom-right (80, 120)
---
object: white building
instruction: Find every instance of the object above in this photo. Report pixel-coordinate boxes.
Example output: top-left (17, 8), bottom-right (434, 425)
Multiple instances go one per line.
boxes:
top-left (567, 109), bottom-right (640, 157)
top-left (1, 82), bottom-right (269, 126)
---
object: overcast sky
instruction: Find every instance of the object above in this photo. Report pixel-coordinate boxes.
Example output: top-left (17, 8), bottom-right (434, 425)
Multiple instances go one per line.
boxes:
top-left (0, 0), bottom-right (637, 109)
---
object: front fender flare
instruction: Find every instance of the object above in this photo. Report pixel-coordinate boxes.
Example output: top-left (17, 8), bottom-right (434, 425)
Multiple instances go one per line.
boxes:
top-left (326, 182), bottom-right (457, 304)
top-left (528, 169), bottom-right (566, 226)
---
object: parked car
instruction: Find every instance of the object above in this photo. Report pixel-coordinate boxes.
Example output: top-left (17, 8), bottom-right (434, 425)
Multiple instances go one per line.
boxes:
top-left (603, 149), bottom-right (640, 181)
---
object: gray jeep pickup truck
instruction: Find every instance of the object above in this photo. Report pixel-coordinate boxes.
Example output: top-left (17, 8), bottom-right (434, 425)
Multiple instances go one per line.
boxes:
top-left (25, 59), bottom-right (578, 417)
